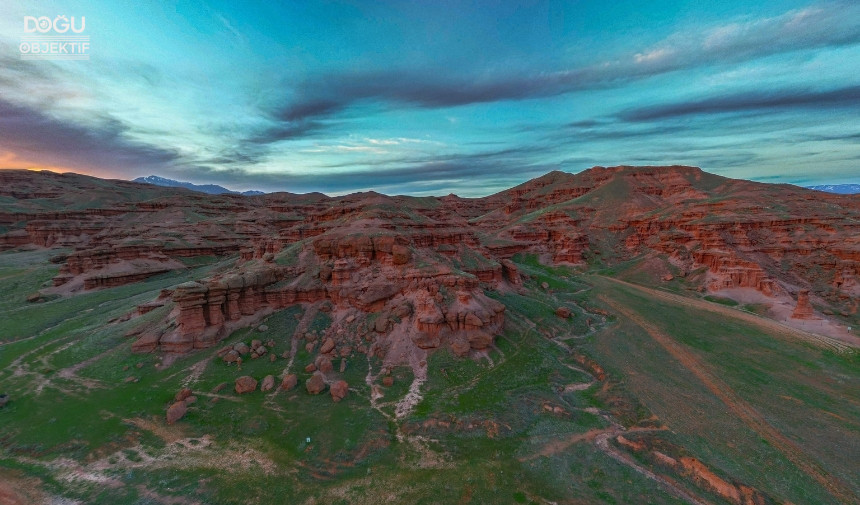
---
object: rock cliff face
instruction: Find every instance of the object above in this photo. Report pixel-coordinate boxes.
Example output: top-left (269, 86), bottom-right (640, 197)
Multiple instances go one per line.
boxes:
top-left (2, 166), bottom-right (858, 359)
top-left (142, 230), bottom-right (506, 360)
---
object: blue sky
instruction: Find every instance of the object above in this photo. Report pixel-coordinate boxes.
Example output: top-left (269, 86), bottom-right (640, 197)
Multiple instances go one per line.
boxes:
top-left (0, 0), bottom-right (858, 195)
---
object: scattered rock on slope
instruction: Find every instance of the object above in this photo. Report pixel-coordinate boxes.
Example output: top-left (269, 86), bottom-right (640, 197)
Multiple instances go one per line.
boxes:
top-left (166, 401), bottom-right (187, 424)
top-left (281, 374), bottom-right (298, 391)
top-left (235, 376), bottom-right (257, 394)
top-left (260, 375), bottom-right (275, 392)
top-left (330, 380), bottom-right (348, 402)
top-left (306, 372), bottom-right (326, 395)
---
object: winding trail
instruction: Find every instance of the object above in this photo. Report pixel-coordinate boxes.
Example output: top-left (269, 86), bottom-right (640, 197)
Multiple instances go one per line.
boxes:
top-left (598, 293), bottom-right (858, 505)
top-left (519, 316), bottom-right (707, 505)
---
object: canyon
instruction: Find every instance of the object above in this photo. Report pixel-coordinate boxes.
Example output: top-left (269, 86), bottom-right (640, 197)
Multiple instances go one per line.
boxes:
top-left (2, 166), bottom-right (857, 361)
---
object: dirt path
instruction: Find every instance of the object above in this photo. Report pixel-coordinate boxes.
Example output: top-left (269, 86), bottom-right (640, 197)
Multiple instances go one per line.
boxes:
top-left (593, 431), bottom-right (713, 505)
top-left (57, 342), bottom-right (124, 381)
top-left (522, 427), bottom-right (613, 461)
top-left (600, 277), bottom-right (856, 353)
top-left (179, 358), bottom-right (211, 389)
top-left (282, 304), bottom-right (317, 377)
top-left (598, 294), bottom-right (858, 505)
top-left (523, 398), bottom-right (707, 504)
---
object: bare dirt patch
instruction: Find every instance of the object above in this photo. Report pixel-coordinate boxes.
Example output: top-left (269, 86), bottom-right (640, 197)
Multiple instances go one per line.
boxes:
top-left (0, 469), bottom-right (54, 505)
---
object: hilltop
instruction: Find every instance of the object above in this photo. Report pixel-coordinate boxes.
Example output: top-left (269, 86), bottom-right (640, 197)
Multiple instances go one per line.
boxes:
top-left (133, 175), bottom-right (266, 196)
top-left (0, 166), bottom-right (858, 504)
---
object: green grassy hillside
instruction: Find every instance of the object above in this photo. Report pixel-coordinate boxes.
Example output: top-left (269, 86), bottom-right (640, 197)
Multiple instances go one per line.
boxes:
top-left (1, 250), bottom-right (857, 504)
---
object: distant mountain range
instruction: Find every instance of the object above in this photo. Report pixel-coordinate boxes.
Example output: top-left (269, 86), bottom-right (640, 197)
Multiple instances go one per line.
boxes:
top-left (133, 175), bottom-right (265, 196)
top-left (806, 184), bottom-right (860, 194)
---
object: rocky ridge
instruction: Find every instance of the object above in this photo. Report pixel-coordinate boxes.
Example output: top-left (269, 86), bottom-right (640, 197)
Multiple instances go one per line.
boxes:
top-left (2, 166), bottom-right (858, 364)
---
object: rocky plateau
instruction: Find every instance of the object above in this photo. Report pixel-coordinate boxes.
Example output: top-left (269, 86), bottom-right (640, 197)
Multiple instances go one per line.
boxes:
top-left (2, 165), bottom-right (858, 366)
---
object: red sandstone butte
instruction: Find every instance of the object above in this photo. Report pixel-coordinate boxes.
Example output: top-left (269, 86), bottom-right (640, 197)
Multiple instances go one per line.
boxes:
top-left (791, 290), bottom-right (816, 319)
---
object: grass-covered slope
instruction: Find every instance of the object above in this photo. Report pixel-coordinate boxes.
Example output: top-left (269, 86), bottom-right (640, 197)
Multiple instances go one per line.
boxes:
top-left (2, 251), bottom-right (857, 504)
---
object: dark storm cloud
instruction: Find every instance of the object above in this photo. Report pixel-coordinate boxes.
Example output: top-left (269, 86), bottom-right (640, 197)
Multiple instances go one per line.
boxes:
top-left (619, 85), bottom-right (860, 121)
top-left (0, 98), bottom-right (181, 170)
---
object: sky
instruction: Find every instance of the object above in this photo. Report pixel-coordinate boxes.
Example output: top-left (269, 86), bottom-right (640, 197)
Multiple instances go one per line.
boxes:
top-left (0, 0), bottom-right (858, 196)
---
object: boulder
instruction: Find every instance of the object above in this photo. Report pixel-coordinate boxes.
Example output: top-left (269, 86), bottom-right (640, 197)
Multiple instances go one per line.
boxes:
top-left (260, 375), bottom-right (275, 392)
top-left (316, 356), bottom-right (333, 374)
top-left (166, 401), bottom-right (187, 424)
top-left (306, 372), bottom-right (327, 395)
top-left (255, 345), bottom-right (267, 356)
top-left (235, 376), bottom-right (257, 394)
top-left (234, 342), bottom-right (250, 355)
top-left (251, 339), bottom-right (262, 349)
top-left (280, 374), bottom-right (298, 391)
top-left (319, 337), bottom-right (335, 354)
top-left (555, 307), bottom-right (571, 319)
top-left (304, 363), bottom-right (317, 373)
top-left (382, 376), bottom-right (394, 387)
top-left (257, 325), bottom-right (268, 332)
top-left (175, 387), bottom-right (192, 402)
top-left (374, 317), bottom-right (389, 333)
top-left (330, 380), bottom-right (348, 402)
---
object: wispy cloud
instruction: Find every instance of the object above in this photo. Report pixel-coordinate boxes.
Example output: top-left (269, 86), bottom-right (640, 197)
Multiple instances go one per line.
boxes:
top-left (270, 2), bottom-right (860, 125)
top-left (618, 84), bottom-right (860, 121)
top-left (0, 2), bottom-right (857, 192)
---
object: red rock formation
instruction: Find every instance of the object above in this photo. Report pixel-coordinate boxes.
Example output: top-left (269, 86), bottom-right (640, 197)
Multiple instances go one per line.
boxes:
top-left (693, 250), bottom-right (780, 295)
top-left (235, 376), bottom-right (257, 394)
top-left (500, 259), bottom-right (521, 284)
top-left (83, 268), bottom-right (175, 290)
top-left (330, 380), bottom-right (348, 402)
top-left (281, 374), bottom-right (298, 391)
top-left (2, 166), bottom-right (858, 361)
top-left (791, 290), bottom-right (816, 319)
top-left (306, 372), bottom-right (326, 394)
top-left (165, 401), bottom-right (187, 425)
